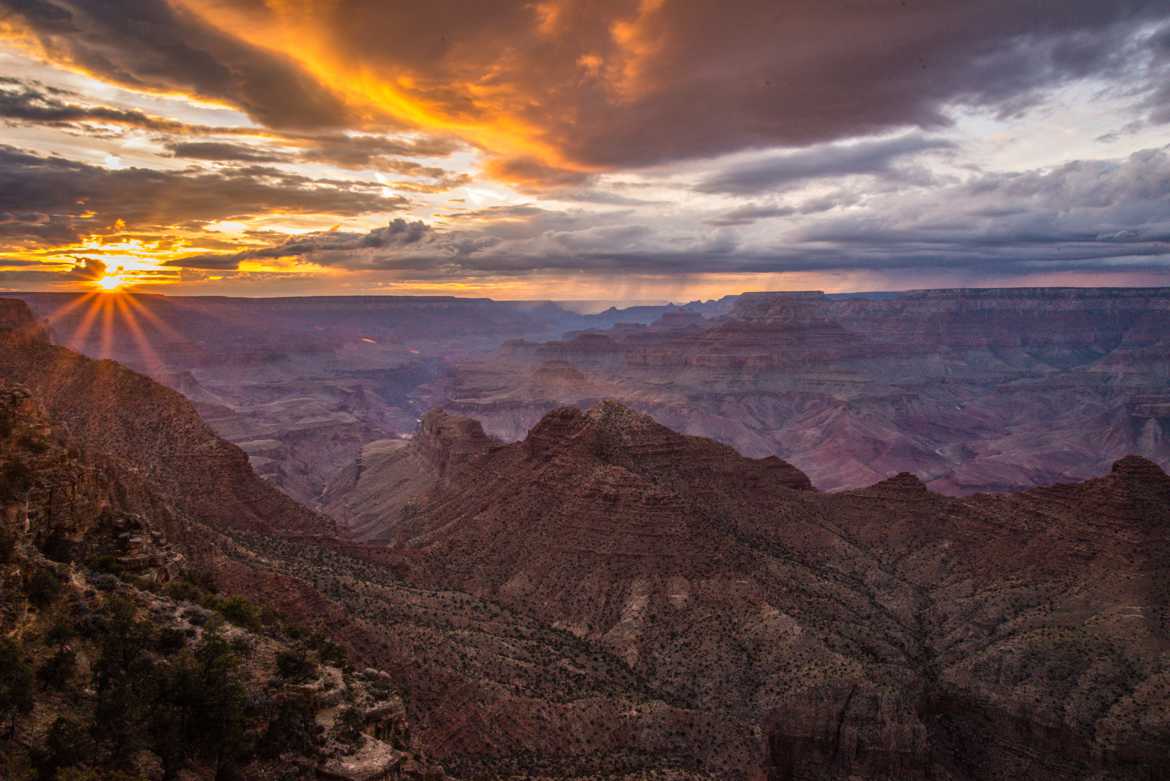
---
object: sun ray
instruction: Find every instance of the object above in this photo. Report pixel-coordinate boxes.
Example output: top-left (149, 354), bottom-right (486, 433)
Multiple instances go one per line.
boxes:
top-left (67, 293), bottom-right (106, 353)
top-left (42, 291), bottom-right (99, 329)
top-left (98, 294), bottom-right (116, 360)
top-left (113, 293), bottom-right (166, 374)
top-left (122, 294), bottom-right (189, 346)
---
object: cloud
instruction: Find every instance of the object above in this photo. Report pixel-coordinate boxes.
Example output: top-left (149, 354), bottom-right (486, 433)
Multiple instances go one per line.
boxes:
top-left (163, 145), bottom-right (1170, 283)
top-left (695, 135), bottom-right (955, 194)
top-left (0, 145), bottom-right (409, 243)
top-left (165, 141), bottom-right (287, 163)
top-left (0, 0), bottom-right (353, 129)
top-left (0, 77), bottom-right (191, 131)
top-left (6, 0), bottom-right (1168, 179)
top-left (168, 218), bottom-right (437, 269)
top-left (294, 134), bottom-right (462, 168)
top-left (67, 257), bottom-right (105, 280)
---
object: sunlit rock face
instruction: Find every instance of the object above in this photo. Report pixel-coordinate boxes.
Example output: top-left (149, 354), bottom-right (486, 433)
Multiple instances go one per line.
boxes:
top-left (438, 287), bottom-right (1170, 494)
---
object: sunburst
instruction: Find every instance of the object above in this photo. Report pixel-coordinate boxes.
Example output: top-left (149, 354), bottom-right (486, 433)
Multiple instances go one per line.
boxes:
top-left (95, 275), bottom-right (126, 291)
top-left (41, 285), bottom-right (187, 374)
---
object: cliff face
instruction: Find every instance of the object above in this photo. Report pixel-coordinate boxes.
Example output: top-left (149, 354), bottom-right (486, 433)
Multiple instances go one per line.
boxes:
top-left (436, 287), bottom-right (1170, 493)
top-left (330, 400), bottom-right (1170, 779)
top-left (322, 411), bottom-right (496, 541)
top-left (0, 298), bottom-right (333, 537)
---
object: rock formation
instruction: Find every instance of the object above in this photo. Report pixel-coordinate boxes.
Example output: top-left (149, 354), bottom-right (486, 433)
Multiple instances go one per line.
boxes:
top-left (436, 287), bottom-right (1170, 494)
top-left (332, 400), bottom-right (1170, 779)
top-left (6, 294), bottom-right (1170, 779)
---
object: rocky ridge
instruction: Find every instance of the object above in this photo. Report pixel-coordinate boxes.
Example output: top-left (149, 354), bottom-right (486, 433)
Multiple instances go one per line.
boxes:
top-left (332, 400), bottom-right (1170, 779)
top-left (434, 287), bottom-right (1170, 493)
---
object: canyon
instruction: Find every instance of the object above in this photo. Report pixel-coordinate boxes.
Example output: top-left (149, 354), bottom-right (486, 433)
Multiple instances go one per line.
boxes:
top-left (19, 287), bottom-right (1169, 503)
top-left (3, 294), bottom-right (1169, 779)
top-left (14, 292), bottom-right (727, 506)
top-left (436, 288), bottom-right (1170, 494)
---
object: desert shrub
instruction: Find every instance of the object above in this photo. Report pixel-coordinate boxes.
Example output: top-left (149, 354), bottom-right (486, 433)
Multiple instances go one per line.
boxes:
top-left (0, 638), bottom-right (34, 737)
top-left (40, 535), bottom-right (77, 564)
top-left (186, 568), bottom-right (219, 594)
top-left (274, 648), bottom-right (317, 682)
top-left (18, 435), bottom-right (48, 454)
top-left (0, 460), bottom-right (33, 502)
top-left (215, 596), bottom-right (262, 631)
top-left (87, 555), bottom-right (122, 577)
top-left (308, 632), bottom-right (347, 667)
top-left (258, 692), bottom-right (320, 759)
top-left (163, 578), bottom-right (204, 603)
top-left (43, 622), bottom-right (75, 648)
top-left (37, 649), bottom-right (76, 691)
top-left (333, 705), bottom-right (365, 747)
top-left (26, 568), bottom-right (62, 608)
top-left (34, 716), bottom-right (95, 780)
top-left (154, 627), bottom-right (187, 656)
top-left (89, 574), bottom-right (119, 592)
top-left (0, 526), bottom-right (14, 563)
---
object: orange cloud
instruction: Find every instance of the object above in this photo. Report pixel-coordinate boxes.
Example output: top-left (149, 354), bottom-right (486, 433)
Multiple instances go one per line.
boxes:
top-left (173, 0), bottom-right (600, 185)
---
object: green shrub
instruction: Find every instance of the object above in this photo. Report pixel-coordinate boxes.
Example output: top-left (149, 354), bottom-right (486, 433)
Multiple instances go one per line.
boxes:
top-left (163, 578), bottom-right (204, 603)
top-left (215, 596), bottom-right (262, 631)
top-left (87, 555), bottom-right (123, 577)
top-left (333, 705), bottom-right (365, 747)
top-left (43, 622), bottom-right (75, 647)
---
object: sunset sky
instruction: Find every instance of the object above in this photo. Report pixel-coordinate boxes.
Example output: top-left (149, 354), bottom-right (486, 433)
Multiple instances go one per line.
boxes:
top-left (2, 1), bottom-right (1170, 301)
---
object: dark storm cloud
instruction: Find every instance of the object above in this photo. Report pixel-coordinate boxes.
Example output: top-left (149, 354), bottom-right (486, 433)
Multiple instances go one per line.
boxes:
top-left (0, 0), bottom-right (352, 129)
top-left (1139, 23), bottom-right (1170, 125)
top-left (167, 218), bottom-right (436, 269)
top-left (165, 145), bottom-right (1170, 281)
top-left (0, 145), bottom-right (408, 242)
top-left (0, 77), bottom-right (189, 131)
top-left (695, 135), bottom-right (955, 195)
top-left (9, 1), bottom-right (1169, 176)
top-left (165, 141), bottom-right (287, 163)
top-left (163, 140), bottom-right (470, 189)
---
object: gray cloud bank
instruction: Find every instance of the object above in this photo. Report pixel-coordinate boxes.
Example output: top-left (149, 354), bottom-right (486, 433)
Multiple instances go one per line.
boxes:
top-left (167, 145), bottom-right (1170, 282)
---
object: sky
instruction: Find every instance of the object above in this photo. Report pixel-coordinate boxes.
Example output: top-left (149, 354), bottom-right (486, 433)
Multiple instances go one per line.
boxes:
top-left (1, 1), bottom-right (1169, 302)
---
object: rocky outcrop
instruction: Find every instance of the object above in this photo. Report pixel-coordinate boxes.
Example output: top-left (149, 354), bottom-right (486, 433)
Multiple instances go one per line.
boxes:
top-left (329, 401), bottom-right (1170, 779)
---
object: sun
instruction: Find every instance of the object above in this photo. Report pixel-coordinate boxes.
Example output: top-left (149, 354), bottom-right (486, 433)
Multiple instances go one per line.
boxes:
top-left (95, 275), bottom-right (125, 291)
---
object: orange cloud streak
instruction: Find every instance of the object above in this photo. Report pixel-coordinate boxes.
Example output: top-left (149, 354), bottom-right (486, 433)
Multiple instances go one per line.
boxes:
top-left (174, 0), bottom-right (599, 182)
